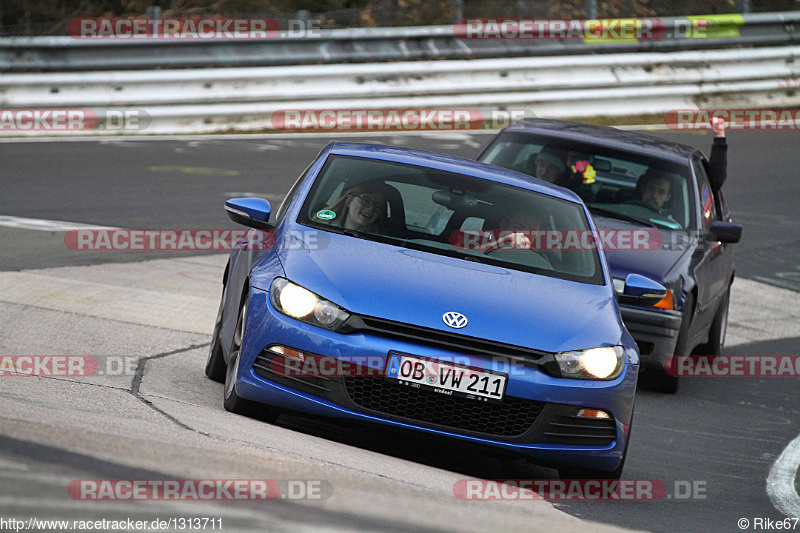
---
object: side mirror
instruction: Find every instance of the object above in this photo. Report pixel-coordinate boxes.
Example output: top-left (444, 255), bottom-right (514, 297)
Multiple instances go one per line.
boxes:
top-left (225, 197), bottom-right (274, 230)
top-left (617, 273), bottom-right (667, 307)
top-left (706, 221), bottom-right (742, 244)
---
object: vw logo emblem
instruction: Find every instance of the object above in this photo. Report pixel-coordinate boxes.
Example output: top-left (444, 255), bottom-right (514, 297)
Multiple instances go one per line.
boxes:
top-left (442, 311), bottom-right (468, 329)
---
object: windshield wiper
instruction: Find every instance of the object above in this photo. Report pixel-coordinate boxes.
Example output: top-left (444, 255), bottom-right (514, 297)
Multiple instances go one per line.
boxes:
top-left (314, 223), bottom-right (362, 238)
top-left (588, 206), bottom-right (657, 228)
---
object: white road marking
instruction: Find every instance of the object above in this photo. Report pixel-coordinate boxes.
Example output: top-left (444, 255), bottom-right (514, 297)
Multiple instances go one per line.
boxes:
top-left (0, 470), bottom-right (71, 484)
top-left (0, 458), bottom-right (29, 471)
top-left (0, 216), bottom-right (118, 232)
top-left (753, 275), bottom-right (800, 293)
top-left (767, 432), bottom-right (800, 518)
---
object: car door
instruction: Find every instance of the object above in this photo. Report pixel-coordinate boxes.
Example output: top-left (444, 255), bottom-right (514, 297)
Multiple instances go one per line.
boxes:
top-left (690, 156), bottom-right (728, 338)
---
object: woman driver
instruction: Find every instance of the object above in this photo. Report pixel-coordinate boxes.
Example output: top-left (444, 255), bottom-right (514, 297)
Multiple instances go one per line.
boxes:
top-left (316, 182), bottom-right (388, 233)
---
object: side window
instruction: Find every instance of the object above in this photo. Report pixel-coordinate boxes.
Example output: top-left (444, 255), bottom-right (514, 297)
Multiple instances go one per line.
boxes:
top-left (692, 158), bottom-right (718, 231)
top-left (275, 165), bottom-right (311, 223)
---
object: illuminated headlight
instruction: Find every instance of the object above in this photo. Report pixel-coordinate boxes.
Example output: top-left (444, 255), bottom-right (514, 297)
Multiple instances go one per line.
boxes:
top-left (270, 278), bottom-right (350, 331)
top-left (554, 346), bottom-right (625, 380)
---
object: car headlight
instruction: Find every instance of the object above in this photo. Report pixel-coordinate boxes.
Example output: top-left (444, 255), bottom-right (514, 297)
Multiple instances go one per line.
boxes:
top-left (554, 346), bottom-right (625, 380)
top-left (270, 278), bottom-right (350, 331)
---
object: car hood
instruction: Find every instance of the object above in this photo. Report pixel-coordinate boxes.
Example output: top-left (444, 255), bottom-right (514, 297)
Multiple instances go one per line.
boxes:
top-left (273, 231), bottom-right (622, 353)
top-left (591, 215), bottom-right (691, 282)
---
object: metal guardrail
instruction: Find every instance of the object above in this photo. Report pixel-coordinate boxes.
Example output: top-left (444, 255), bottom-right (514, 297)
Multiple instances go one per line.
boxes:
top-left (2, 12), bottom-right (800, 72)
top-left (2, 45), bottom-right (798, 136)
top-left (2, 46), bottom-right (798, 108)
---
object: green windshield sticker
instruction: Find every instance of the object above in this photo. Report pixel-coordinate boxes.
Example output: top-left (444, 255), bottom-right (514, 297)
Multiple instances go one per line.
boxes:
top-left (317, 210), bottom-right (336, 220)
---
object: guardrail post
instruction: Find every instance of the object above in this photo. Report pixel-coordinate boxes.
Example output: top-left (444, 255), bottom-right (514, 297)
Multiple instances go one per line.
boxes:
top-left (450, 0), bottom-right (464, 23)
top-left (145, 5), bottom-right (162, 19)
top-left (585, 0), bottom-right (598, 19)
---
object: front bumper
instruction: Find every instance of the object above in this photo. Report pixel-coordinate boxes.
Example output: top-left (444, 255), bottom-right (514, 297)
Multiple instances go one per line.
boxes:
top-left (620, 305), bottom-right (682, 370)
top-left (237, 287), bottom-right (638, 472)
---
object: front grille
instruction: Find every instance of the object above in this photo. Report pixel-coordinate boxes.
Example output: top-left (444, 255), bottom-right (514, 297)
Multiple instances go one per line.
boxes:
top-left (340, 314), bottom-right (552, 365)
top-left (543, 414), bottom-right (616, 446)
top-left (344, 376), bottom-right (545, 437)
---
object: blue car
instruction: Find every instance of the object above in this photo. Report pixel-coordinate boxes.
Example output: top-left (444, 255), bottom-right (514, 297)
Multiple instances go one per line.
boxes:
top-left (477, 119), bottom-right (742, 393)
top-left (205, 142), bottom-right (666, 478)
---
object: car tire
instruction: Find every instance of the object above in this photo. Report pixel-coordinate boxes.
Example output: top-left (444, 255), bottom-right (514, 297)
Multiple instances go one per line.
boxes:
top-left (204, 281), bottom-right (228, 383)
top-left (695, 285), bottom-right (730, 356)
top-left (641, 292), bottom-right (695, 394)
top-left (223, 295), bottom-right (278, 423)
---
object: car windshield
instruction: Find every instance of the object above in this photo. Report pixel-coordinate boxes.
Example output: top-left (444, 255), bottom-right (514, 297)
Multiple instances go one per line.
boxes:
top-left (479, 132), bottom-right (695, 231)
top-left (298, 154), bottom-right (605, 285)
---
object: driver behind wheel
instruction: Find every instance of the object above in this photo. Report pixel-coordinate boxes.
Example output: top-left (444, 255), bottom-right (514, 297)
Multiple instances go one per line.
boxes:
top-left (637, 169), bottom-right (673, 213)
top-left (629, 169), bottom-right (681, 228)
top-left (494, 211), bottom-right (545, 250)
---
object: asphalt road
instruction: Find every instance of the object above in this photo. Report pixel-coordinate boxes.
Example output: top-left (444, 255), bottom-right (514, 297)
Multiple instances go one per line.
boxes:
top-left (0, 129), bottom-right (798, 533)
top-left (1, 130), bottom-right (799, 292)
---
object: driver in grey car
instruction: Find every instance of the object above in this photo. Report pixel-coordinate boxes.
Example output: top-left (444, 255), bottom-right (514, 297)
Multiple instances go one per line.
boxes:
top-left (638, 170), bottom-right (673, 213)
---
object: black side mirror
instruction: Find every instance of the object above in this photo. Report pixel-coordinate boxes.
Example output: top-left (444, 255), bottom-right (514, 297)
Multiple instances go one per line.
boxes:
top-left (706, 221), bottom-right (742, 244)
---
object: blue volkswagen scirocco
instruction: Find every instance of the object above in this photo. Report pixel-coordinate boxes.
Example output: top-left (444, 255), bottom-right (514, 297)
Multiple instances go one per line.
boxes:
top-left (206, 142), bottom-right (665, 479)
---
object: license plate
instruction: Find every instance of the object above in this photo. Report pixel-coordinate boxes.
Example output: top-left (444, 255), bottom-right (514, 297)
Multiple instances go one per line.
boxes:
top-left (385, 352), bottom-right (507, 402)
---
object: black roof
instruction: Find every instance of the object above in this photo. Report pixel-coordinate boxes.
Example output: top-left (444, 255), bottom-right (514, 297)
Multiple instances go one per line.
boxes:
top-left (499, 118), bottom-right (701, 164)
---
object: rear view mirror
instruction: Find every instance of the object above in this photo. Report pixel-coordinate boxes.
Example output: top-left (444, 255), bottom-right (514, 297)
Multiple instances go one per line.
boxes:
top-left (617, 274), bottom-right (667, 307)
top-left (225, 197), bottom-right (274, 230)
top-left (432, 190), bottom-right (480, 210)
top-left (706, 221), bottom-right (742, 244)
top-left (590, 158), bottom-right (613, 172)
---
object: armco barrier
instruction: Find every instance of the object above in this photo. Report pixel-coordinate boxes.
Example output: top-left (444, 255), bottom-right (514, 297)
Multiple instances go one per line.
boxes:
top-left (2, 47), bottom-right (797, 108)
top-left (1, 45), bottom-right (798, 136)
top-left (1, 12), bottom-right (800, 72)
top-left (1, 13), bottom-right (798, 135)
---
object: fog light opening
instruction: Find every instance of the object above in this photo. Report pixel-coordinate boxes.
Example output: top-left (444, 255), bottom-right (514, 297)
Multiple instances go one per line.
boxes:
top-left (576, 408), bottom-right (611, 419)
top-left (268, 345), bottom-right (305, 361)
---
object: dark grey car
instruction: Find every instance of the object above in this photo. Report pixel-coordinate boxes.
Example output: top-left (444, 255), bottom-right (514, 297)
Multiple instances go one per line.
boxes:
top-left (477, 119), bottom-right (742, 392)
